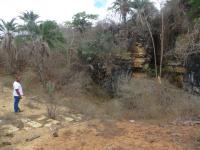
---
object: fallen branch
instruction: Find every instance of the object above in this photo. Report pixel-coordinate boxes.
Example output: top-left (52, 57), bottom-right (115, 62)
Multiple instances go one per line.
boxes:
top-left (25, 134), bottom-right (40, 142)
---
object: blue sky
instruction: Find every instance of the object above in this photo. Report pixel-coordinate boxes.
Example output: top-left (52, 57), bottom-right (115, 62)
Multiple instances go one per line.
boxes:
top-left (94, 0), bottom-right (107, 8)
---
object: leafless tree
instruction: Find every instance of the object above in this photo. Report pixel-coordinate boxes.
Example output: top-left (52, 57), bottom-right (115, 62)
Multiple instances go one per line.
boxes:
top-left (168, 19), bottom-right (200, 65)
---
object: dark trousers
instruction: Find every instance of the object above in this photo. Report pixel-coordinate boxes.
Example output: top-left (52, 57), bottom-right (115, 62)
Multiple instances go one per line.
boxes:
top-left (14, 96), bottom-right (20, 112)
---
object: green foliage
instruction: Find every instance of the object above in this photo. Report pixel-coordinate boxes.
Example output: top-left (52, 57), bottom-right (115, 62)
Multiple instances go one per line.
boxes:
top-left (19, 11), bottom-right (39, 23)
top-left (131, 0), bottom-right (151, 9)
top-left (0, 18), bottom-right (18, 35)
top-left (109, 0), bottom-right (155, 23)
top-left (46, 81), bottom-right (55, 97)
top-left (19, 11), bottom-right (40, 37)
top-left (19, 11), bottom-right (66, 51)
top-left (69, 11), bottom-right (98, 33)
top-left (14, 35), bottom-right (27, 47)
top-left (188, 0), bottom-right (200, 18)
top-left (39, 20), bottom-right (65, 48)
top-left (130, 0), bottom-right (156, 22)
top-left (64, 21), bottom-right (73, 28)
top-left (109, 0), bottom-right (133, 23)
top-left (78, 32), bottom-right (114, 59)
top-left (0, 18), bottom-right (18, 48)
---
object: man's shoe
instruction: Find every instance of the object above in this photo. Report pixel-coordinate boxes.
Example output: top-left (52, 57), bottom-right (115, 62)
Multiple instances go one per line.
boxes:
top-left (18, 108), bottom-right (23, 112)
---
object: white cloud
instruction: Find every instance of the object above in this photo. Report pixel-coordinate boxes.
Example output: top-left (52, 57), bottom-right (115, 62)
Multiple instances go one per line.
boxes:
top-left (0, 0), bottom-right (164, 24)
top-left (0, 0), bottom-right (113, 23)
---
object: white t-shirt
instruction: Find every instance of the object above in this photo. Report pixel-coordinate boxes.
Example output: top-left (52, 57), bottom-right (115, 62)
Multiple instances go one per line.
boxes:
top-left (13, 81), bottom-right (23, 97)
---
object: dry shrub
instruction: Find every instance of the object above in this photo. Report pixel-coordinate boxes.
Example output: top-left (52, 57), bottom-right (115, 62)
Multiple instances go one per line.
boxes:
top-left (14, 46), bottom-right (31, 71)
top-left (99, 100), bottom-right (124, 119)
top-left (0, 44), bottom-right (30, 74)
top-left (42, 52), bottom-right (68, 87)
top-left (66, 98), bottom-right (124, 120)
top-left (66, 98), bottom-right (98, 118)
top-left (51, 58), bottom-right (86, 91)
top-left (46, 81), bottom-right (58, 119)
top-left (62, 71), bottom-right (123, 119)
top-left (0, 75), bottom-right (13, 89)
top-left (61, 71), bottom-right (104, 118)
top-left (61, 71), bottom-right (92, 96)
top-left (64, 80), bottom-right (124, 119)
top-left (51, 73), bottom-right (200, 120)
top-left (30, 40), bottom-right (50, 87)
top-left (170, 19), bottom-right (200, 64)
top-left (117, 78), bottom-right (200, 120)
top-left (29, 40), bottom-right (83, 91)
top-left (0, 49), bottom-right (4, 67)
top-left (21, 69), bottom-right (40, 92)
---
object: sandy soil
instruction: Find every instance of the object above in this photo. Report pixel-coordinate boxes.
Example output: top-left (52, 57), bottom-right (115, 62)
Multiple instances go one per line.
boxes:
top-left (24, 120), bottom-right (200, 150)
top-left (0, 86), bottom-right (199, 150)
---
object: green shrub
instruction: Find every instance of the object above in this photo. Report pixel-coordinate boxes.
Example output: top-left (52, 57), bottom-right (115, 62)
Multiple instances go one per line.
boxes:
top-left (78, 32), bottom-right (115, 60)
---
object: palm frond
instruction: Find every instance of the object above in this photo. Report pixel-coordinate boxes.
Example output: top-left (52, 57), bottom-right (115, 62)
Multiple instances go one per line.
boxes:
top-left (19, 10), bottom-right (39, 23)
top-left (1, 19), bottom-right (7, 28)
top-left (0, 18), bottom-right (18, 34)
top-left (10, 18), bottom-right (16, 24)
top-left (0, 23), bottom-right (5, 32)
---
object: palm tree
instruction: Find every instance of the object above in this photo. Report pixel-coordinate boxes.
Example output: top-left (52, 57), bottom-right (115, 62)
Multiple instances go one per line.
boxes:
top-left (19, 11), bottom-right (39, 23)
top-left (30, 20), bottom-right (66, 87)
top-left (19, 11), bottom-right (40, 37)
top-left (0, 18), bottom-right (17, 50)
top-left (109, 0), bottom-right (133, 24)
top-left (19, 11), bottom-right (65, 50)
top-left (0, 18), bottom-right (17, 34)
top-left (131, 0), bottom-right (156, 25)
top-left (0, 18), bottom-right (18, 73)
top-left (131, 0), bottom-right (150, 9)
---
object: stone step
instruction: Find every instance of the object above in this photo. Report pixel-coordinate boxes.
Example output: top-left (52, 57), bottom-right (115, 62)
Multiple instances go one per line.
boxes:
top-left (1, 124), bottom-right (19, 134)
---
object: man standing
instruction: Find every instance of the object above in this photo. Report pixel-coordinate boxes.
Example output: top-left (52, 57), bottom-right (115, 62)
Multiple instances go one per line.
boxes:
top-left (13, 75), bottom-right (23, 113)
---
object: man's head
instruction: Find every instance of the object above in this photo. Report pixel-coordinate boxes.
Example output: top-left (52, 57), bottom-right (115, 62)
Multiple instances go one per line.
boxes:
top-left (15, 75), bottom-right (21, 82)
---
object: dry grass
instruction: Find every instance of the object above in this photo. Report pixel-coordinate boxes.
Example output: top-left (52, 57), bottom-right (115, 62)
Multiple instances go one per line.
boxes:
top-left (117, 78), bottom-right (200, 120)
top-left (65, 77), bottom-right (200, 121)
top-left (1, 69), bottom-right (199, 121)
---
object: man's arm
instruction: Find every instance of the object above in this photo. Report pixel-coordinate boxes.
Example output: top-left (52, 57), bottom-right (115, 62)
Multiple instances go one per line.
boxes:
top-left (15, 89), bottom-right (22, 99)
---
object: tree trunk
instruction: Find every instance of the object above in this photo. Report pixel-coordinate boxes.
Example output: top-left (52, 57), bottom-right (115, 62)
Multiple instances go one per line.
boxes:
top-left (122, 13), bottom-right (127, 24)
top-left (139, 10), bottom-right (158, 78)
top-left (145, 19), bottom-right (158, 78)
top-left (159, 8), bottom-right (164, 83)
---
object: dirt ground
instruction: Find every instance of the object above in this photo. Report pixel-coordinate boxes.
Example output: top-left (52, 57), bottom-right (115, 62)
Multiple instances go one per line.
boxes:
top-left (0, 85), bottom-right (200, 150)
top-left (24, 120), bottom-right (200, 150)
